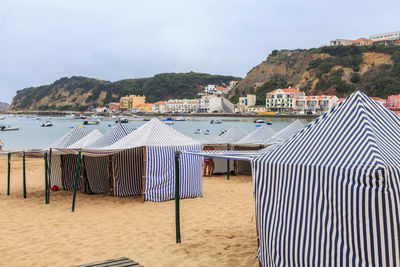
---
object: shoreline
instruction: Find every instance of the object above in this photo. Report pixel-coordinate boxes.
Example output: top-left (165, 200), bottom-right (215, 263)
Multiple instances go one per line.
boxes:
top-left (3, 110), bottom-right (320, 119)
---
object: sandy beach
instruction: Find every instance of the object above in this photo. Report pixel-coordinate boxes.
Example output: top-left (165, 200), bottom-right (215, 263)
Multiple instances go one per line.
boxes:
top-left (0, 156), bottom-right (257, 267)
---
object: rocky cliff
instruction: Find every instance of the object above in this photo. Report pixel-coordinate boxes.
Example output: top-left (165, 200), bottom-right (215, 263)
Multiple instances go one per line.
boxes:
top-left (230, 46), bottom-right (400, 104)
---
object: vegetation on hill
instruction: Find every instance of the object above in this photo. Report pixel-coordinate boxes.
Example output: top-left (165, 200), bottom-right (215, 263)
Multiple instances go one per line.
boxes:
top-left (231, 45), bottom-right (400, 102)
top-left (10, 72), bottom-right (241, 111)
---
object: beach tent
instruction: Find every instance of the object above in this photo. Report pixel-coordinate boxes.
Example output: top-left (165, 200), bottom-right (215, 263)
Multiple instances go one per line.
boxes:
top-left (232, 125), bottom-right (276, 174)
top-left (49, 127), bottom-right (87, 189)
top-left (207, 125), bottom-right (248, 174)
top-left (234, 125), bottom-right (276, 145)
top-left (67, 129), bottom-right (102, 149)
top-left (107, 118), bottom-right (202, 201)
top-left (262, 119), bottom-right (305, 146)
top-left (79, 124), bottom-right (134, 194)
top-left (252, 91), bottom-right (400, 266)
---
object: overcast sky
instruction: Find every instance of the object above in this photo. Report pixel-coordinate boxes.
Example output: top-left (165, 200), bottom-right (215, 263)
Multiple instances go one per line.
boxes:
top-left (0, 0), bottom-right (398, 103)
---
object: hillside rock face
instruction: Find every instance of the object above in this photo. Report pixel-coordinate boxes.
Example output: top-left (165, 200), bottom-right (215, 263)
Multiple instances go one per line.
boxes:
top-left (9, 73), bottom-right (240, 111)
top-left (0, 102), bottom-right (9, 111)
top-left (233, 46), bottom-right (399, 100)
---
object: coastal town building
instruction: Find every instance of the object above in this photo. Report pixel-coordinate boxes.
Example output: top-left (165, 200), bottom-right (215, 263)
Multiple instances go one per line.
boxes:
top-left (238, 94), bottom-right (256, 113)
top-left (119, 95), bottom-right (146, 110)
top-left (95, 107), bottom-right (108, 113)
top-left (152, 101), bottom-right (167, 113)
top-left (265, 88), bottom-right (305, 112)
top-left (108, 102), bottom-right (120, 113)
top-left (166, 99), bottom-right (200, 113)
top-left (330, 30), bottom-right (400, 47)
top-left (387, 95), bottom-right (400, 110)
top-left (247, 105), bottom-right (267, 114)
top-left (134, 103), bottom-right (153, 113)
top-left (204, 85), bottom-right (217, 94)
top-left (215, 86), bottom-right (229, 95)
top-left (228, 81), bottom-right (239, 89)
top-left (370, 97), bottom-right (386, 106)
top-left (293, 95), bottom-right (339, 114)
top-left (165, 94), bottom-right (233, 113)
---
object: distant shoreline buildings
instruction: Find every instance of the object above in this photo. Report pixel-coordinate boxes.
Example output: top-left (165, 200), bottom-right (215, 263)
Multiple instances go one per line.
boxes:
top-left (330, 30), bottom-right (400, 46)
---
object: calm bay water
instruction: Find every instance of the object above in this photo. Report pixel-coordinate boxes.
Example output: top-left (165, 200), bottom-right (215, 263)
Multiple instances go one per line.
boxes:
top-left (0, 114), bottom-right (313, 150)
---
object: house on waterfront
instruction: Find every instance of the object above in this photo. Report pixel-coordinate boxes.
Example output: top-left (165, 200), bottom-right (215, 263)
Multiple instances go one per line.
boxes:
top-left (265, 88), bottom-right (305, 112)
top-left (108, 102), bottom-right (120, 113)
top-left (119, 95), bottom-right (146, 110)
top-left (293, 95), bottom-right (339, 114)
top-left (238, 94), bottom-right (256, 113)
top-left (152, 101), bottom-right (167, 113)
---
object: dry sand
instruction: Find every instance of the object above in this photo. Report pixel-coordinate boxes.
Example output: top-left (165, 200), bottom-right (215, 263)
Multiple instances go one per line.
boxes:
top-left (0, 156), bottom-right (258, 267)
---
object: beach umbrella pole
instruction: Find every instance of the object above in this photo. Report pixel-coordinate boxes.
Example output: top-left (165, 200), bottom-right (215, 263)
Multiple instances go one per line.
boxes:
top-left (23, 152), bottom-right (26, 198)
top-left (72, 150), bottom-right (82, 212)
top-left (175, 151), bottom-right (181, 243)
top-left (44, 152), bottom-right (48, 204)
top-left (7, 153), bottom-right (11, 195)
top-left (227, 143), bottom-right (230, 180)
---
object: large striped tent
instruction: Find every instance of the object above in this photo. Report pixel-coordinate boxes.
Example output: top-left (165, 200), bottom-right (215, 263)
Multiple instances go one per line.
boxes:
top-left (252, 91), bottom-right (400, 266)
top-left (262, 119), bottom-right (305, 146)
top-left (79, 124), bottom-right (134, 194)
top-left (49, 127), bottom-right (87, 189)
top-left (67, 129), bottom-right (102, 149)
top-left (107, 118), bottom-right (202, 201)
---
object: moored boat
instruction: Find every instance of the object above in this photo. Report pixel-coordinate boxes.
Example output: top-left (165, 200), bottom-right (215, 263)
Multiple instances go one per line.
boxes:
top-left (0, 125), bottom-right (21, 131)
top-left (41, 121), bottom-right (53, 127)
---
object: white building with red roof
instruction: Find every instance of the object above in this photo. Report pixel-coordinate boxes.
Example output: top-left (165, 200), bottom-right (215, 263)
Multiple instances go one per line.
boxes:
top-left (265, 88), bottom-right (305, 112)
top-left (293, 95), bottom-right (339, 114)
top-left (152, 101), bottom-right (167, 113)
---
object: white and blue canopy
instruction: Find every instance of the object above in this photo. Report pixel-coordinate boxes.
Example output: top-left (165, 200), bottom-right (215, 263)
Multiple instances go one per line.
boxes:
top-left (262, 119), bottom-right (305, 146)
top-left (234, 125), bottom-right (276, 145)
top-left (49, 126), bottom-right (87, 149)
top-left (252, 91), bottom-right (400, 266)
top-left (210, 125), bottom-right (248, 144)
top-left (87, 123), bottom-right (133, 148)
top-left (67, 129), bottom-right (102, 149)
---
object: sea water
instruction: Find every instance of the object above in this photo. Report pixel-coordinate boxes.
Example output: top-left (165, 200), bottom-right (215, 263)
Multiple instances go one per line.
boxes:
top-left (0, 115), bottom-right (313, 150)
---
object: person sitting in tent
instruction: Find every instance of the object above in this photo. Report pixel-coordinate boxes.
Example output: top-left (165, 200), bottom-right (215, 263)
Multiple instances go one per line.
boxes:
top-left (202, 146), bottom-right (215, 177)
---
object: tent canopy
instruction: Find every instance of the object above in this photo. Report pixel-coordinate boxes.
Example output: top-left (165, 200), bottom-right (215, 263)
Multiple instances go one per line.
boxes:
top-left (87, 123), bottom-right (134, 148)
top-left (252, 91), bottom-right (400, 266)
top-left (67, 129), bottom-right (102, 149)
top-left (234, 125), bottom-right (276, 145)
top-left (49, 127), bottom-right (87, 149)
top-left (262, 119), bottom-right (305, 146)
top-left (108, 118), bottom-right (201, 148)
top-left (210, 125), bottom-right (248, 144)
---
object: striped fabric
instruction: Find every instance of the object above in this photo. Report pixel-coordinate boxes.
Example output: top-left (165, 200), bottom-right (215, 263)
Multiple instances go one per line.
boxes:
top-left (68, 129), bottom-right (102, 149)
top-left (50, 154), bottom-right (63, 188)
top-left (112, 148), bottom-right (143, 197)
top-left (182, 150), bottom-right (265, 161)
top-left (49, 127), bottom-right (87, 149)
top-left (84, 156), bottom-right (109, 194)
top-left (234, 125), bottom-right (276, 145)
top-left (108, 119), bottom-right (203, 202)
top-left (76, 124), bottom-right (133, 194)
top-left (252, 91), bottom-right (400, 266)
top-left (61, 154), bottom-right (82, 190)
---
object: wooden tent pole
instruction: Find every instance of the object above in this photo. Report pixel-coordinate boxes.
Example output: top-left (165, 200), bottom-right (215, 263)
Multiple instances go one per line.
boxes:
top-left (23, 152), bottom-right (26, 199)
top-left (7, 153), bottom-right (11, 195)
top-left (142, 147), bottom-right (146, 202)
top-left (44, 152), bottom-right (48, 204)
top-left (227, 143), bottom-right (230, 180)
top-left (175, 151), bottom-right (181, 243)
top-left (72, 150), bottom-right (82, 212)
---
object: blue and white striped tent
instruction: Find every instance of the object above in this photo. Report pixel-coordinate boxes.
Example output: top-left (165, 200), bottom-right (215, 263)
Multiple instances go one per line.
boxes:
top-left (212, 125), bottom-right (248, 144)
top-left (107, 118), bottom-right (202, 201)
top-left (252, 91), bottom-right (400, 266)
top-left (67, 129), bottom-right (102, 149)
top-left (49, 127), bottom-right (87, 189)
top-left (79, 124), bottom-right (134, 194)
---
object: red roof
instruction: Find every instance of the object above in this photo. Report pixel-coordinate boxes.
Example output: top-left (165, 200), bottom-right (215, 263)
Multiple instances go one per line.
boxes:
top-left (153, 101), bottom-right (167, 105)
top-left (268, 88), bottom-right (303, 94)
top-left (217, 86), bottom-right (227, 91)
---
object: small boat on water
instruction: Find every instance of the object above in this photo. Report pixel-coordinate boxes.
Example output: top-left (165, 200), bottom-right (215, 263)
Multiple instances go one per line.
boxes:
top-left (175, 117), bottom-right (185, 121)
top-left (116, 118), bottom-right (128, 123)
top-left (0, 116), bottom-right (5, 120)
top-left (41, 121), bottom-right (53, 127)
top-left (35, 116), bottom-right (40, 120)
top-left (186, 117), bottom-right (193, 121)
top-left (83, 119), bottom-right (100, 125)
top-left (203, 129), bottom-right (211, 135)
top-left (143, 118), bottom-right (151, 121)
top-left (164, 117), bottom-right (174, 125)
top-left (210, 119), bottom-right (222, 124)
top-left (194, 129), bottom-right (201, 134)
top-left (0, 125), bottom-right (21, 131)
top-left (79, 114), bottom-right (87, 120)
top-left (255, 119), bottom-right (265, 123)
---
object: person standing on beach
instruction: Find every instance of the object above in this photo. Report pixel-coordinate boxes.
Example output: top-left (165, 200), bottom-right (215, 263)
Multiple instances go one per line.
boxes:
top-left (202, 146), bottom-right (215, 177)
top-left (0, 140), bottom-right (3, 151)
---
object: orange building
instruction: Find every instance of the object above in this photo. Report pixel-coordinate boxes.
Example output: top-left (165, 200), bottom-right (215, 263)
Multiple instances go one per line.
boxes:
top-left (119, 95), bottom-right (146, 110)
